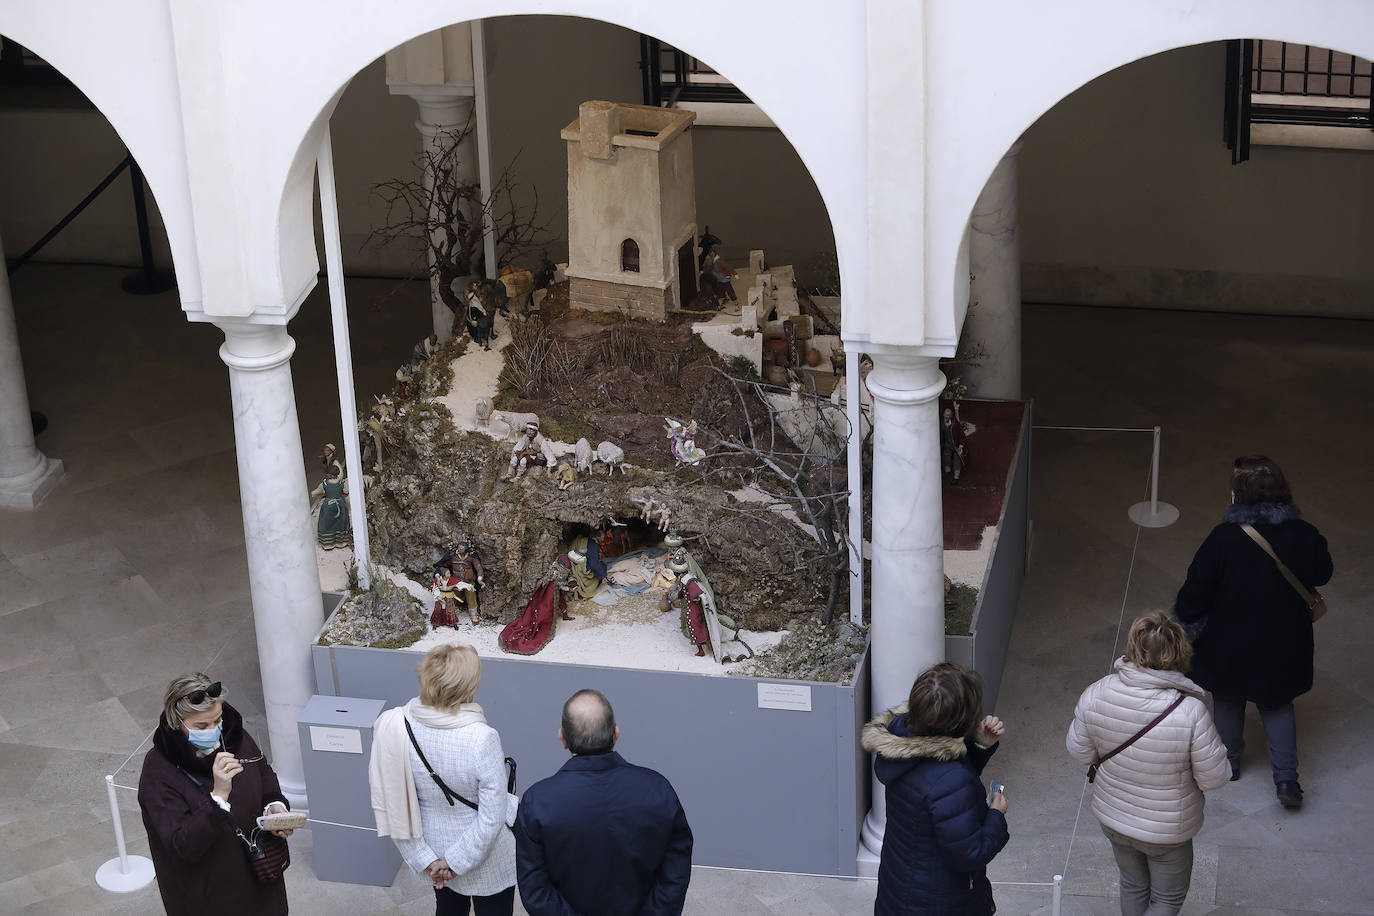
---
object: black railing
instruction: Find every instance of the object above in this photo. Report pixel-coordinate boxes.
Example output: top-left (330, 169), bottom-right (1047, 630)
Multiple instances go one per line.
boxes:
top-left (6, 153), bottom-right (174, 294)
top-left (640, 36), bottom-right (751, 108)
top-left (1225, 39), bottom-right (1374, 164)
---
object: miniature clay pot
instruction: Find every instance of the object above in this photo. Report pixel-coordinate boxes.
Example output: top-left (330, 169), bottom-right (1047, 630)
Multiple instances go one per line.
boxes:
top-left (763, 335), bottom-right (788, 357)
top-left (765, 365), bottom-right (789, 386)
top-left (658, 594), bottom-right (672, 614)
top-left (805, 347), bottom-right (823, 367)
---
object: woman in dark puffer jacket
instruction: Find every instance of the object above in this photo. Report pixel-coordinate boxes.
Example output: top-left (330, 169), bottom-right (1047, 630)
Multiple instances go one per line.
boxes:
top-left (862, 662), bottom-right (1010, 915)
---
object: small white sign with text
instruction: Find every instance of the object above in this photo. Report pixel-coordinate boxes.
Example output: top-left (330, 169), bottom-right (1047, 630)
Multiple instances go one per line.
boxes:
top-left (757, 683), bottom-right (813, 712)
top-left (309, 725), bottom-right (363, 754)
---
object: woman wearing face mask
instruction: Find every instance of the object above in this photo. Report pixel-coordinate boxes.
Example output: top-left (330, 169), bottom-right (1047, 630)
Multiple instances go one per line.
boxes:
top-left (138, 673), bottom-right (294, 915)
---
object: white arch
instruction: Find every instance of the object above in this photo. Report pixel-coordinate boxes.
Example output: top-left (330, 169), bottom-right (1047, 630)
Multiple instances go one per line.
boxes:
top-left (917, 0), bottom-right (1374, 349)
top-left (185, 0), bottom-right (866, 326)
top-left (0, 0), bottom-right (199, 305)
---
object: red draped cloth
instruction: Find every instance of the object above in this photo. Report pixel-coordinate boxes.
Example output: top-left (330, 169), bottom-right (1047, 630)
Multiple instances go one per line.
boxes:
top-left (499, 582), bottom-right (567, 655)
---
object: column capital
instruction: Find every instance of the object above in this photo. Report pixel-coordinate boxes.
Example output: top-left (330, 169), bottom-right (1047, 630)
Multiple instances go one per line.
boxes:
top-left (407, 93), bottom-right (477, 136)
top-left (864, 349), bottom-right (945, 407)
top-left (216, 321), bottom-right (296, 373)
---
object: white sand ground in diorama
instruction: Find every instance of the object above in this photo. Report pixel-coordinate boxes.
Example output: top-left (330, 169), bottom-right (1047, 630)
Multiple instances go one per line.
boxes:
top-left (944, 525), bottom-right (999, 589)
top-left (392, 569), bottom-right (786, 676)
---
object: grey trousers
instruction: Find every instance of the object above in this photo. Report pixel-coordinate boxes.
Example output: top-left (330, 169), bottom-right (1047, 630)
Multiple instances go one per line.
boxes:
top-left (1211, 694), bottom-right (1299, 783)
top-left (1101, 826), bottom-right (1193, 916)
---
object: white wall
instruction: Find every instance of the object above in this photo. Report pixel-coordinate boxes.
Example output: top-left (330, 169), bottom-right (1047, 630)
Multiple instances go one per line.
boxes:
top-left (1019, 42), bottom-right (1374, 317)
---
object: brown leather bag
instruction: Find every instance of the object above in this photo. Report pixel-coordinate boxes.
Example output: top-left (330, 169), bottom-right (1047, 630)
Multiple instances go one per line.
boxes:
top-left (1240, 524), bottom-right (1328, 621)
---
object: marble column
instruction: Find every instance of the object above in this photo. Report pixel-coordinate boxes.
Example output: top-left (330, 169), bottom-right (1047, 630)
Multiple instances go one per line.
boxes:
top-left (0, 230), bottom-right (63, 509)
top-left (387, 25), bottom-right (480, 339)
top-left (217, 321), bottom-right (324, 807)
top-left (963, 141), bottom-right (1023, 400)
top-left (858, 349), bottom-right (948, 872)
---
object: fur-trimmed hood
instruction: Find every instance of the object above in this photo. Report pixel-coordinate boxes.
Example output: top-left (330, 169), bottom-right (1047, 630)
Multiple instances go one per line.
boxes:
top-left (1224, 501), bottom-right (1300, 525)
top-left (862, 704), bottom-right (968, 763)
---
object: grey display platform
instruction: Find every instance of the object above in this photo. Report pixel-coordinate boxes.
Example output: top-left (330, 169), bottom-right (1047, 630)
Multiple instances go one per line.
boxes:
top-left (945, 401), bottom-right (1031, 712)
top-left (311, 641), bottom-right (870, 877)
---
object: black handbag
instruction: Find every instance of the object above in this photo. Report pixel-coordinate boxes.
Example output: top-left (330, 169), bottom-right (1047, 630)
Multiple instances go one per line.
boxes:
top-left (234, 824), bottom-right (290, 883)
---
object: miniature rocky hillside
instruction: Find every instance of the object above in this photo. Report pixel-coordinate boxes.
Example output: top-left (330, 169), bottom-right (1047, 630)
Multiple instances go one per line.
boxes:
top-left (360, 293), bottom-right (846, 633)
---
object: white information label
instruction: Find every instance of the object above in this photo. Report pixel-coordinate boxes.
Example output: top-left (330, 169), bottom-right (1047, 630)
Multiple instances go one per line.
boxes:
top-left (309, 725), bottom-right (363, 754)
top-left (757, 683), bottom-right (813, 712)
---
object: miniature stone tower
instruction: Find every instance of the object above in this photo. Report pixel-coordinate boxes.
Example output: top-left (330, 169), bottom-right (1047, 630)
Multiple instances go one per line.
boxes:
top-left (561, 101), bottom-right (698, 321)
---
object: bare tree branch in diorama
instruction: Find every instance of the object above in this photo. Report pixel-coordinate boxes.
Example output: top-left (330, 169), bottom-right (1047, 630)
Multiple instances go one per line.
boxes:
top-left (692, 367), bottom-right (854, 624)
top-left (367, 118), bottom-right (550, 326)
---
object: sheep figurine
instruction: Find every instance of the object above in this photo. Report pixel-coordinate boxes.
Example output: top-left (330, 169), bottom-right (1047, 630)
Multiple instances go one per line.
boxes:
top-left (594, 440), bottom-right (626, 475)
top-left (574, 438), bottom-right (593, 475)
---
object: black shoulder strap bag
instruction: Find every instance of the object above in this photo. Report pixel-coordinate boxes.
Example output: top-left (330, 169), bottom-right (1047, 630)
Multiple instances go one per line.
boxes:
top-left (1240, 523), bottom-right (1328, 621)
top-left (403, 718), bottom-right (517, 832)
top-left (1086, 694), bottom-right (1186, 783)
top-left (179, 768), bottom-right (290, 882)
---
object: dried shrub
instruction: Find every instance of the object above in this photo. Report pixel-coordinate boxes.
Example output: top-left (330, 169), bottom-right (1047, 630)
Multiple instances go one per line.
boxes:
top-left (499, 316), bottom-right (554, 398)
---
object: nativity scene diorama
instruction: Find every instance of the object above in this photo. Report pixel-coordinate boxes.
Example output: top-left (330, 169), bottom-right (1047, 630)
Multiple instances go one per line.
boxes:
top-left (314, 100), bottom-right (874, 681)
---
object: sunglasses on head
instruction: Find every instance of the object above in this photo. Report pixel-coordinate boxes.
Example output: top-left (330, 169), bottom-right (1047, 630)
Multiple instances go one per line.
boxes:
top-left (183, 682), bottom-right (223, 705)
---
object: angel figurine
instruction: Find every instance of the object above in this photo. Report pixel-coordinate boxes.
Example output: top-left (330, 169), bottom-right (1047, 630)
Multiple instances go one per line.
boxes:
top-left (665, 417), bottom-right (707, 466)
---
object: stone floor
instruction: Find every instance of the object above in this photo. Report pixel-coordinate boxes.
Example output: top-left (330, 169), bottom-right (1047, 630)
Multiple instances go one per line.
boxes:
top-left (1, 266), bottom-right (1371, 914)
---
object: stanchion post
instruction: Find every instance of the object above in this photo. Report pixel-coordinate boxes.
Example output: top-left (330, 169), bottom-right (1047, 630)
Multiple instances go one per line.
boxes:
top-left (1052, 874), bottom-right (1063, 916)
top-left (1128, 425), bottom-right (1179, 528)
top-left (95, 775), bottom-right (156, 892)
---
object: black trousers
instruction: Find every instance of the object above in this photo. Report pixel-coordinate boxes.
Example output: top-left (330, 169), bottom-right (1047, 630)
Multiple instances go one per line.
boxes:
top-left (434, 884), bottom-right (514, 916)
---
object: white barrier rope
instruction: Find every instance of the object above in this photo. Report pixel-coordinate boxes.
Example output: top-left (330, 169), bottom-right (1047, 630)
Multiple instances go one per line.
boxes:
top-left (1058, 447), bottom-right (1152, 885)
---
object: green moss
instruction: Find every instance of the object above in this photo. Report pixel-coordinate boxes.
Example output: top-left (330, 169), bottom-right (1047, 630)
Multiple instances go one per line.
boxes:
top-left (725, 354), bottom-right (761, 382)
top-left (370, 626), bottom-right (430, 649)
top-left (539, 413), bottom-right (598, 444)
top-left (944, 583), bottom-right (979, 636)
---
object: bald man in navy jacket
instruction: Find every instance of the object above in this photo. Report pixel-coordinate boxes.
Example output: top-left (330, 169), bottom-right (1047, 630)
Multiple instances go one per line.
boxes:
top-left (515, 690), bottom-right (693, 916)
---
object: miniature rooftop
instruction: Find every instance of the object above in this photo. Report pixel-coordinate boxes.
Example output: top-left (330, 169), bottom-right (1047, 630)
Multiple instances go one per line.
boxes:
top-left (561, 100), bottom-right (696, 153)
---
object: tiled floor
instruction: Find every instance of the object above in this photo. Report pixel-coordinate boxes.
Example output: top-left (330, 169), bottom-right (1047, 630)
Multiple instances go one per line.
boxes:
top-left (2, 268), bottom-right (1372, 914)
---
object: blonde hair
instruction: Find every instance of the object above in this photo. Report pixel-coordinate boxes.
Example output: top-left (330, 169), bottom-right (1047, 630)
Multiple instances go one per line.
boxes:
top-left (1124, 611), bottom-right (1193, 673)
top-left (161, 672), bottom-right (226, 730)
top-left (418, 645), bottom-right (482, 709)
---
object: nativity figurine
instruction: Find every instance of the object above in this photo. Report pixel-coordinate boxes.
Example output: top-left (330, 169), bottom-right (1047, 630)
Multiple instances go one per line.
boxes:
top-left (311, 465), bottom-right (351, 550)
top-left (665, 418), bottom-right (707, 466)
top-left (505, 419), bottom-right (557, 478)
top-left (940, 406), bottom-right (968, 483)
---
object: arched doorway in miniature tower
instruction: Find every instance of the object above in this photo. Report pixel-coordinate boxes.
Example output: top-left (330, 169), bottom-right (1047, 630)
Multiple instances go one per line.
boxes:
top-left (563, 100), bottom-right (698, 320)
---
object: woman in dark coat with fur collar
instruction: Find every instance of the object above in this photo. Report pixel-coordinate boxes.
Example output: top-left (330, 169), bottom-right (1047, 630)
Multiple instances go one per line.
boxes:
top-left (1173, 455), bottom-right (1332, 809)
top-left (861, 662), bottom-right (1010, 915)
top-left (138, 674), bottom-right (294, 915)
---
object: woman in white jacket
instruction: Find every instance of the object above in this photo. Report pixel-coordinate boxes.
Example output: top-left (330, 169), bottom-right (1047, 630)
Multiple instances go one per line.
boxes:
top-left (370, 645), bottom-right (516, 916)
top-left (1067, 611), bottom-right (1229, 916)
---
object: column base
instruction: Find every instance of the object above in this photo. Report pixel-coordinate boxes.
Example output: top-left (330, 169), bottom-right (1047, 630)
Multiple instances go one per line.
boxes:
top-left (858, 810), bottom-right (884, 877)
top-left (856, 846), bottom-right (881, 878)
top-left (0, 455), bottom-right (63, 509)
top-left (278, 777), bottom-right (309, 814)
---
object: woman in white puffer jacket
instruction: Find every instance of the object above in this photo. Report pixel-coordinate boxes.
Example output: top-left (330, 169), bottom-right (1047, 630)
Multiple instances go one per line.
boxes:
top-left (1067, 611), bottom-right (1230, 916)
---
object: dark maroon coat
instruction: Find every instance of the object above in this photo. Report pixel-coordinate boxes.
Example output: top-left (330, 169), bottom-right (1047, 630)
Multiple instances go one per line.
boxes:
top-left (137, 703), bottom-right (290, 915)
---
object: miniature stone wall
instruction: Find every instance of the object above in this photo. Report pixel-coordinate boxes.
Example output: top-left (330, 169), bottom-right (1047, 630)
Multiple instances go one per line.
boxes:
top-left (569, 276), bottom-right (675, 322)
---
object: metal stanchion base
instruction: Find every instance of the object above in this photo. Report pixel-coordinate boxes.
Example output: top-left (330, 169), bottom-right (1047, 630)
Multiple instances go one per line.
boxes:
top-left (95, 855), bottom-right (155, 892)
top-left (1128, 501), bottom-right (1179, 528)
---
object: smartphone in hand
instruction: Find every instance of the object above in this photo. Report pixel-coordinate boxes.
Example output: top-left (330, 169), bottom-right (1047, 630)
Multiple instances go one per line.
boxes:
top-left (987, 780), bottom-right (1005, 806)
